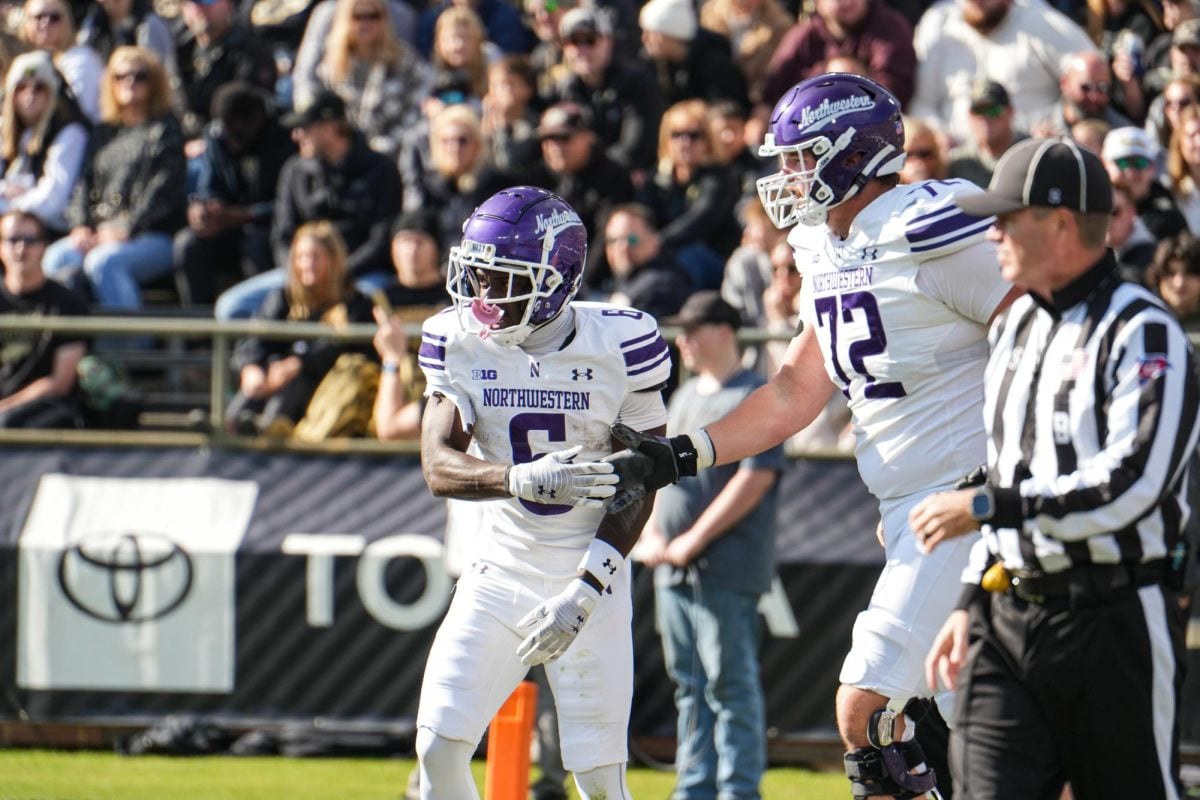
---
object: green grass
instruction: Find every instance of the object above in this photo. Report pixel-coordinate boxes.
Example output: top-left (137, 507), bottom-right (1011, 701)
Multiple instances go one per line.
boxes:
top-left (0, 749), bottom-right (849, 799)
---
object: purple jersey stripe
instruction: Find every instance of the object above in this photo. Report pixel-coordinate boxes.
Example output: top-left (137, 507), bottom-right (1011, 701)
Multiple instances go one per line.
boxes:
top-left (423, 332), bottom-right (448, 343)
top-left (418, 341), bottom-right (446, 361)
top-left (621, 330), bottom-right (658, 348)
top-left (909, 218), bottom-right (992, 253)
top-left (627, 348), bottom-right (671, 376)
top-left (907, 210), bottom-right (990, 243)
top-left (623, 335), bottom-right (668, 368)
top-left (418, 358), bottom-right (445, 372)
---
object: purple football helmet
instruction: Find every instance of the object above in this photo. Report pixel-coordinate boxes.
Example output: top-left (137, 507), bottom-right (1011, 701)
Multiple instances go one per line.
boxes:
top-left (757, 73), bottom-right (905, 228)
top-left (447, 186), bottom-right (587, 346)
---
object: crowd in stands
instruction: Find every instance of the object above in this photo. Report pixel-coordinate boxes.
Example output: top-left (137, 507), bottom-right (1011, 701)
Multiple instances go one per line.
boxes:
top-left (1, 0), bottom-right (1199, 439)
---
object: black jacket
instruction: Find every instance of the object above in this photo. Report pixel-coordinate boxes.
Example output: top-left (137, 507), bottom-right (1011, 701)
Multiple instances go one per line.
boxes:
top-left (67, 113), bottom-right (186, 235)
top-left (616, 252), bottom-right (693, 321)
top-left (272, 133), bottom-right (402, 278)
top-left (554, 59), bottom-right (664, 171)
top-left (198, 118), bottom-right (297, 227)
top-left (174, 22), bottom-right (277, 139)
top-left (638, 163), bottom-right (742, 258)
top-left (646, 29), bottom-right (750, 112)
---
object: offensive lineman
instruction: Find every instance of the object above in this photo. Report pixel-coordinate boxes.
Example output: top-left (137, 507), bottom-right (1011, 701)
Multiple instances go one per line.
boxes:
top-left (415, 186), bottom-right (670, 799)
top-left (613, 74), bottom-right (1022, 799)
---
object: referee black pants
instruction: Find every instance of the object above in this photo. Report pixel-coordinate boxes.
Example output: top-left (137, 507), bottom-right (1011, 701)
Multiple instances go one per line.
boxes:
top-left (951, 585), bottom-right (1185, 800)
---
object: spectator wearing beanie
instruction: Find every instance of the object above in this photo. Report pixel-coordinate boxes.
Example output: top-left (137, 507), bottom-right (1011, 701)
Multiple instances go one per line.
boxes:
top-left (639, 0), bottom-right (749, 111)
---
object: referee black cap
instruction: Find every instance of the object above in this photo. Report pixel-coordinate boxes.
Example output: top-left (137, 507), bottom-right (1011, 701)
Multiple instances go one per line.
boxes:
top-left (955, 137), bottom-right (1113, 217)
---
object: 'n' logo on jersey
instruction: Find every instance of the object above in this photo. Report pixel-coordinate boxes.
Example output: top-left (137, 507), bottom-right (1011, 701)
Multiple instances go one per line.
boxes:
top-left (529, 360), bottom-right (541, 378)
top-left (571, 368), bottom-right (594, 381)
top-left (1137, 354), bottom-right (1170, 385)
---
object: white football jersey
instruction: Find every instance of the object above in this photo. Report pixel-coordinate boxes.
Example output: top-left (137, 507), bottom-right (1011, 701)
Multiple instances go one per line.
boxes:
top-left (419, 302), bottom-right (672, 579)
top-left (789, 178), bottom-right (1012, 500)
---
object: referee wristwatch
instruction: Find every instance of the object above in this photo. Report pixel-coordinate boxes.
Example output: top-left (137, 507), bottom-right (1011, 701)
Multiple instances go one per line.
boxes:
top-left (970, 485), bottom-right (995, 523)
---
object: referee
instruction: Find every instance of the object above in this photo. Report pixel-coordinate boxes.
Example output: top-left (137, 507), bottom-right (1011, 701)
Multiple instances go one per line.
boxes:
top-left (909, 137), bottom-right (1200, 799)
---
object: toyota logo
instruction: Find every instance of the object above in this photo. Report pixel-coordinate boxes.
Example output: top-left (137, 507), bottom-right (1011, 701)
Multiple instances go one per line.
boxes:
top-left (57, 531), bottom-right (194, 623)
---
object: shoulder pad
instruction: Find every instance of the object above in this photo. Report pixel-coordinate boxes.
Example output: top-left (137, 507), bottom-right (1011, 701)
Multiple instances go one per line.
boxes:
top-left (896, 179), bottom-right (994, 259)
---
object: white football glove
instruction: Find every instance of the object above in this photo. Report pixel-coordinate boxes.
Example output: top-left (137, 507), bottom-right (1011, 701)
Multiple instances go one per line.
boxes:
top-left (505, 445), bottom-right (618, 509)
top-left (516, 580), bottom-right (599, 666)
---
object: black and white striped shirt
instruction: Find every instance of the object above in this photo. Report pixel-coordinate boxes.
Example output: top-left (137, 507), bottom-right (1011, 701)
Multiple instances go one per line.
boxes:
top-left (981, 252), bottom-right (1200, 574)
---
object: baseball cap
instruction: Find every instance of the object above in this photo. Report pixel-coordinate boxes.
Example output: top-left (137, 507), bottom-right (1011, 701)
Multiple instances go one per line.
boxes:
top-left (955, 137), bottom-right (1113, 217)
top-left (969, 79), bottom-right (1010, 113)
top-left (1102, 126), bottom-right (1157, 163)
top-left (1175, 18), bottom-right (1200, 48)
top-left (281, 90), bottom-right (346, 129)
top-left (666, 291), bottom-right (743, 330)
top-left (537, 102), bottom-right (591, 139)
top-left (560, 7), bottom-right (612, 40)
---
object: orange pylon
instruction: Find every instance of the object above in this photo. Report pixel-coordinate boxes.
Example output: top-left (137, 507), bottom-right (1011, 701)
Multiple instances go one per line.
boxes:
top-left (484, 680), bottom-right (538, 800)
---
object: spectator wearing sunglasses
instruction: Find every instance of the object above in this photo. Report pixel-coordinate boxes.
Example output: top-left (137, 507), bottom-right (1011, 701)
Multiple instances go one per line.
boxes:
top-left (637, 0), bottom-right (749, 113)
top-left (41, 47), bottom-right (185, 313)
top-left (291, 0), bottom-right (429, 161)
top-left (1039, 49), bottom-right (1136, 137)
top-left (899, 115), bottom-right (948, 185)
top-left (1103, 124), bottom-right (1189, 239)
top-left (19, 0), bottom-right (104, 122)
top-left (948, 79), bottom-right (1028, 188)
top-left (636, 99), bottom-right (740, 291)
top-left (0, 50), bottom-right (91, 237)
top-left (551, 7), bottom-right (663, 172)
top-left (603, 202), bottom-right (692, 322)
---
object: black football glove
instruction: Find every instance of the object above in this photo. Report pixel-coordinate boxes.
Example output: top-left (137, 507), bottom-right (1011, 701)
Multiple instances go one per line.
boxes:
top-left (608, 423), bottom-right (699, 494)
top-left (600, 448), bottom-right (653, 513)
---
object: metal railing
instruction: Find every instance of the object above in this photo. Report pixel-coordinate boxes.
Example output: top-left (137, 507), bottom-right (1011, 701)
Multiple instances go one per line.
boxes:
top-left (0, 314), bottom-right (810, 455)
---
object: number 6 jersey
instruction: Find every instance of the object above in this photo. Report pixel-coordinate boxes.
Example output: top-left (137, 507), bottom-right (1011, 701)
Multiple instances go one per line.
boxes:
top-left (789, 178), bottom-right (1013, 500)
top-left (419, 302), bottom-right (671, 579)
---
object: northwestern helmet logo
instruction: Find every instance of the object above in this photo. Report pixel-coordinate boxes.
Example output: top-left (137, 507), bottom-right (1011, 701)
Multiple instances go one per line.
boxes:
top-left (800, 95), bottom-right (875, 128)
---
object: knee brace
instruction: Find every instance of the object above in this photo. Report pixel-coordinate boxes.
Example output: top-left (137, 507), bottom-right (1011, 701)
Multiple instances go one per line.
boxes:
top-left (415, 727), bottom-right (479, 800)
top-left (572, 762), bottom-right (629, 800)
top-left (844, 740), bottom-right (938, 800)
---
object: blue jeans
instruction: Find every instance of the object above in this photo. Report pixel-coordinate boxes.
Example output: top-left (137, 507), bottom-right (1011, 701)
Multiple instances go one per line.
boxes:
top-left (43, 233), bottom-right (175, 310)
top-left (656, 579), bottom-right (766, 800)
top-left (214, 267), bottom-right (397, 320)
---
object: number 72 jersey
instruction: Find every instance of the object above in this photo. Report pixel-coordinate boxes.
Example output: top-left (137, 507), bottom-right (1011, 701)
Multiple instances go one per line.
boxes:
top-left (789, 178), bottom-right (1013, 500)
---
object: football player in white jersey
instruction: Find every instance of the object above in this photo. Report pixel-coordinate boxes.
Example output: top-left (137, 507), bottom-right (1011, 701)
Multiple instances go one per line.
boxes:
top-left (612, 74), bottom-right (1023, 799)
top-left (414, 186), bottom-right (671, 800)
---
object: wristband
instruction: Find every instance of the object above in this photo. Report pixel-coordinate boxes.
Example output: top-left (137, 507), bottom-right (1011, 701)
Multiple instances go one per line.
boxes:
top-left (688, 428), bottom-right (716, 469)
top-left (381, 360), bottom-right (400, 375)
top-left (577, 538), bottom-right (623, 591)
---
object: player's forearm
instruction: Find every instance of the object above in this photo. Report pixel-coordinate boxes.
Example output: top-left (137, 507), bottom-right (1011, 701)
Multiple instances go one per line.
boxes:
top-left (595, 489), bottom-right (655, 559)
top-left (421, 446), bottom-right (511, 499)
top-left (685, 468), bottom-right (777, 548)
top-left (705, 365), bottom-right (827, 466)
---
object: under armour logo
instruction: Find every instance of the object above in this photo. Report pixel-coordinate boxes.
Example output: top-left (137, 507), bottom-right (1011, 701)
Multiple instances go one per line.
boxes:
top-left (571, 368), bottom-right (594, 381)
top-left (536, 485), bottom-right (557, 498)
top-left (603, 558), bottom-right (617, 575)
